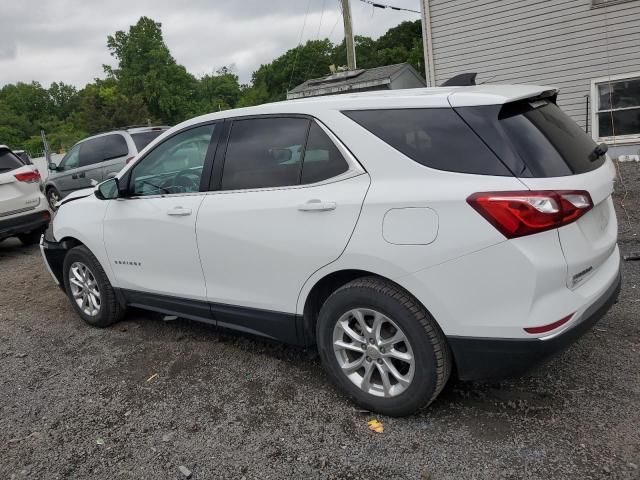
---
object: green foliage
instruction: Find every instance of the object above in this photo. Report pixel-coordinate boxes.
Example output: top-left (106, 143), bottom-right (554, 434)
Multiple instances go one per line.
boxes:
top-left (0, 17), bottom-right (425, 156)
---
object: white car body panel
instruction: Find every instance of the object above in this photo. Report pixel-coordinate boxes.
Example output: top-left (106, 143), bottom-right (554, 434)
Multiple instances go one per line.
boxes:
top-left (46, 85), bottom-right (620, 351)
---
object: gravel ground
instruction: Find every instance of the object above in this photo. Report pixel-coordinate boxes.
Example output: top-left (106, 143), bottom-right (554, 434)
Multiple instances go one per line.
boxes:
top-left (1, 163), bottom-right (639, 480)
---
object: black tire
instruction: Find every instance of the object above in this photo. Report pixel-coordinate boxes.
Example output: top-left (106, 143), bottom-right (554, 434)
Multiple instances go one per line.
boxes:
top-left (62, 245), bottom-right (125, 328)
top-left (316, 276), bottom-right (452, 417)
top-left (46, 187), bottom-right (61, 210)
top-left (17, 229), bottom-right (44, 245)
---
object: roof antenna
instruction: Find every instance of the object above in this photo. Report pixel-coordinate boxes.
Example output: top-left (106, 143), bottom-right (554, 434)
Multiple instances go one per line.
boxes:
top-left (441, 73), bottom-right (477, 87)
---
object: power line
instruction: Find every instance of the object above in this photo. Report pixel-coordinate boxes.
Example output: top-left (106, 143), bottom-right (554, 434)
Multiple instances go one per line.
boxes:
top-left (359, 0), bottom-right (420, 14)
top-left (287, 0), bottom-right (313, 92)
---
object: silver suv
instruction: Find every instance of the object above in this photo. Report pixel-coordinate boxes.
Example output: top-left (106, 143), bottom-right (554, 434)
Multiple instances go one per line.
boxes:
top-left (44, 126), bottom-right (169, 208)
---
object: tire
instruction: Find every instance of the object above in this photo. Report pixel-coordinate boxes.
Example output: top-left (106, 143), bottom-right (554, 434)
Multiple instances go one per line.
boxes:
top-left (316, 276), bottom-right (452, 417)
top-left (17, 229), bottom-right (44, 246)
top-left (47, 187), bottom-right (61, 210)
top-left (62, 245), bottom-right (125, 328)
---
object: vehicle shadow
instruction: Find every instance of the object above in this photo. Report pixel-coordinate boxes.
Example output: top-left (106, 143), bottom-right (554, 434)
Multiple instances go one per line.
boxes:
top-left (0, 238), bottom-right (39, 259)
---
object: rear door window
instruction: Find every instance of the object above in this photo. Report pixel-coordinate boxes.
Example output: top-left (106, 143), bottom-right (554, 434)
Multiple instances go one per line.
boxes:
top-left (301, 122), bottom-right (349, 184)
top-left (221, 117), bottom-right (310, 190)
top-left (455, 100), bottom-right (603, 177)
top-left (0, 149), bottom-right (23, 173)
top-left (343, 108), bottom-right (510, 176)
top-left (79, 134), bottom-right (129, 167)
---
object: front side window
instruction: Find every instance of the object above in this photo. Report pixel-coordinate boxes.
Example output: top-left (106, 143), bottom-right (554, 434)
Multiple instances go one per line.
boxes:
top-left (130, 124), bottom-right (216, 196)
top-left (221, 117), bottom-right (309, 190)
top-left (59, 145), bottom-right (81, 171)
top-left (79, 134), bottom-right (129, 167)
top-left (595, 76), bottom-right (640, 140)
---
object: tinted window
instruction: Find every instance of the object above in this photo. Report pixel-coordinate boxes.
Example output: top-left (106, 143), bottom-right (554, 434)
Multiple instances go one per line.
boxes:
top-left (131, 124), bottom-right (215, 196)
top-left (15, 152), bottom-right (32, 164)
top-left (301, 123), bottom-right (349, 184)
top-left (131, 131), bottom-right (165, 151)
top-left (79, 134), bottom-right (129, 167)
top-left (221, 118), bottom-right (310, 190)
top-left (343, 108), bottom-right (510, 176)
top-left (0, 149), bottom-right (23, 173)
top-left (455, 101), bottom-right (603, 177)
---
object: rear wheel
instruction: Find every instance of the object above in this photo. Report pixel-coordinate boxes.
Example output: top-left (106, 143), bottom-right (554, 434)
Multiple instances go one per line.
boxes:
top-left (316, 276), bottom-right (451, 417)
top-left (62, 245), bottom-right (125, 327)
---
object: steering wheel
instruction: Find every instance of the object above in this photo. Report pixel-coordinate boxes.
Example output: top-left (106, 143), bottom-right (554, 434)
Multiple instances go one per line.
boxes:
top-left (173, 170), bottom-right (200, 192)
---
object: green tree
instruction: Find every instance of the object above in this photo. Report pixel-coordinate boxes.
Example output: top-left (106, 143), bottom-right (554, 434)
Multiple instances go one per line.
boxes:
top-left (105, 16), bottom-right (198, 124)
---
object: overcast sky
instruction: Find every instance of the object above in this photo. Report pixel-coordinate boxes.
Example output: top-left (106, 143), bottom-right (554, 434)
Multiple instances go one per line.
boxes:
top-left (0, 0), bottom-right (420, 88)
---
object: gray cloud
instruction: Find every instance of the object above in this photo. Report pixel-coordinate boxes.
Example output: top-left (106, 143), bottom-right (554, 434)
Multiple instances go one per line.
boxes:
top-left (0, 0), bottom-right (419, 87)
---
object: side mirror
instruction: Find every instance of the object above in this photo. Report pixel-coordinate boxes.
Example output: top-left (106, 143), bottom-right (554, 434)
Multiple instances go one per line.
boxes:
top-left (95, 178), bottom-right (121, 200)
top-left (48, 162), bottom-right (58, 171)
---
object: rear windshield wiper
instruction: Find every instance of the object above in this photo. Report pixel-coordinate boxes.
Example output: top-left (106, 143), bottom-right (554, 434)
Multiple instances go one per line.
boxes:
top-left (589, 142), bottom-right (608, 162)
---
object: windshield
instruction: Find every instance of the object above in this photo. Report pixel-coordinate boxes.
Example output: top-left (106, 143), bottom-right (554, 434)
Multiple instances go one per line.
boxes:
top-left (131, 131), bottom-right (165, 151)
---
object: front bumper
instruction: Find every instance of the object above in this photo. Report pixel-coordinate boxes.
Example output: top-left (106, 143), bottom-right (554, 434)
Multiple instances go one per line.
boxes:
top-left (0, 210), bottom-right (50, 240)
top-left (448, 266), bottom-right (622, 381)
top-left (40, 228), bottom-right (67, 289)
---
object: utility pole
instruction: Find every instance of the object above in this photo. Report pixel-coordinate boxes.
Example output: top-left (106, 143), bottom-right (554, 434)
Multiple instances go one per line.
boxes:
top-left (341, 0), bottom-right (357, 70)
top-left (419, 0), bottom-right (435, 86)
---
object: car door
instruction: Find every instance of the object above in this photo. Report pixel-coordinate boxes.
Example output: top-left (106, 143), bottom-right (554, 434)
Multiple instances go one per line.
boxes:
top-left (100, 133), bottom-right (134, 180)
top-left (75, 134), bottom-right (130, 190)
top-left (196, 117), bottom-right (370, 341)
top-left (53, 145), bottom-right (82, 195)
top-left (103, 123), bottom-right (219, 307)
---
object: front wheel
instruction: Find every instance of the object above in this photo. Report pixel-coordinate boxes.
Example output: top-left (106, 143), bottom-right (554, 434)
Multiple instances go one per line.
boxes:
top-left (47, 187), bottom-right (61, 210)
top-left (62, 245), bottom-right (125, 327)
top-left (316, 277), bottom-right (452, 417)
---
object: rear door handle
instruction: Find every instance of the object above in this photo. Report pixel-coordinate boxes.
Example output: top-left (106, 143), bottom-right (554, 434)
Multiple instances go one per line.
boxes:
top-left (297, 200), bottom-right (337, 212)
top-left (167, 207), bottom-right (192, 216)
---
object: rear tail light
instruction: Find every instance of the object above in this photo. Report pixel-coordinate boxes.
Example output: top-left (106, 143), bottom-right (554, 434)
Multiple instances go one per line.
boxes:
top-left (14, 170), bottom-right (41, 183)
top-left (524, 314), bottom-right (574, 334)
top-left (467, 190), bottom-right (593, 239)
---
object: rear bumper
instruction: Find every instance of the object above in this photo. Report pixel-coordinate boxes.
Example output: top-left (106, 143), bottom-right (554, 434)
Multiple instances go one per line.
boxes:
top-left (448, 265), bottom-right (622, 381)
top-left (0, 210), bottom-right (50, 239)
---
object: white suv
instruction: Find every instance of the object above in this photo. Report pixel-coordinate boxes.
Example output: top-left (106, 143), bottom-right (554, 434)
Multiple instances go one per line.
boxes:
top-left (41, 86), bottom-right (621, 416)
top-left (0, 146), bottom-right (50, 245)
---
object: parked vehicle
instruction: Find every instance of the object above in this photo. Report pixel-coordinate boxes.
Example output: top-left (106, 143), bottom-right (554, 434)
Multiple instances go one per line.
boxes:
top-left (44, 126), bottom-right (170, 209)
top-left (13, 150), bottom-right (33, 165)
top-left (41, 86), bottom-right (620, 416)
top-left (0, 146), bottom-right (50, 245)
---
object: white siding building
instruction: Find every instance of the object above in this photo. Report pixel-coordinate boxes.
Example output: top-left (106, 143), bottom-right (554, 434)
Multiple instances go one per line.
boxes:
top-left (422, 0), bottom-right (640, 157)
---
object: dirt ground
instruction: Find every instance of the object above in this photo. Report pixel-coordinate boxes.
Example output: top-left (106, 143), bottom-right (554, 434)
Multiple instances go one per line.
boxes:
top-left (1, 163), bottom-right (639, 480)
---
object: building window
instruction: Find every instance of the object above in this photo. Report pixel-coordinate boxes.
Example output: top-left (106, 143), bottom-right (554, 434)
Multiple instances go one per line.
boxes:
top-left (592, 0), bottom-right (637, 8)
top-left (592, 74), bottom-right (640, 142)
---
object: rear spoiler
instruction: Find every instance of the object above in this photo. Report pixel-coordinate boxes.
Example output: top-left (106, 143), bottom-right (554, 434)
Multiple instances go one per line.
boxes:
top-left (448, 85), bottom-right (559, 108)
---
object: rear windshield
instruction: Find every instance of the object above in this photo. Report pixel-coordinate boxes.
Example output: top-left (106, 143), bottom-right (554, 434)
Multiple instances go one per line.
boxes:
top-left (455, 100), bottom-right (603, 177)
top-left (0, 149), bottom-right (23, 173)
top-left (131, 131), bottom-right (165, 151)
top-left (343, 108), bottom-right (511, 176)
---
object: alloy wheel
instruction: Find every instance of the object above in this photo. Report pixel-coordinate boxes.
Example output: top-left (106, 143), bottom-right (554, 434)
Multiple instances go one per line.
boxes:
top-left (332, 308), bottom-right (415, 398)
top-left (68, 262), bottom-right (101, 317)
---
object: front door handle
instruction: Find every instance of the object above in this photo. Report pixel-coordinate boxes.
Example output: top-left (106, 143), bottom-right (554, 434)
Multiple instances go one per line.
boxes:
top-left (167, 207), bottom-right (192, 216)
top-left (297, 200), bottom-right (337, 212)
top-left (72, 172), bottom-right (86, 179)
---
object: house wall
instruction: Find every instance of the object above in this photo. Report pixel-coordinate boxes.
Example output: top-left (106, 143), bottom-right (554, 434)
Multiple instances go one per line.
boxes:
top-left (427, 0), bottom-right (640, 155)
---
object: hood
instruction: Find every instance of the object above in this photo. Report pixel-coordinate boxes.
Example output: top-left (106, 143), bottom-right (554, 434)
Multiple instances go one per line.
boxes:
top-left (57, 187), bottom-right (95, 208)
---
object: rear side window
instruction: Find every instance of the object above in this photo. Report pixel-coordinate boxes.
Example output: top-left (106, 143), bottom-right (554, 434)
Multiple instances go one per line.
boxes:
top-left (0, 149), bottom-right (23, 173)
top-left (131, 131), bottom-right (165, 151)
top-left (221, 118), bottom-right (309, 190)
top-left (79, 134), bottom-right (129, 167)
top-left (455, 100), bottom-right (602, 177)
top-left (343, 108), bottom-right (510, 176)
